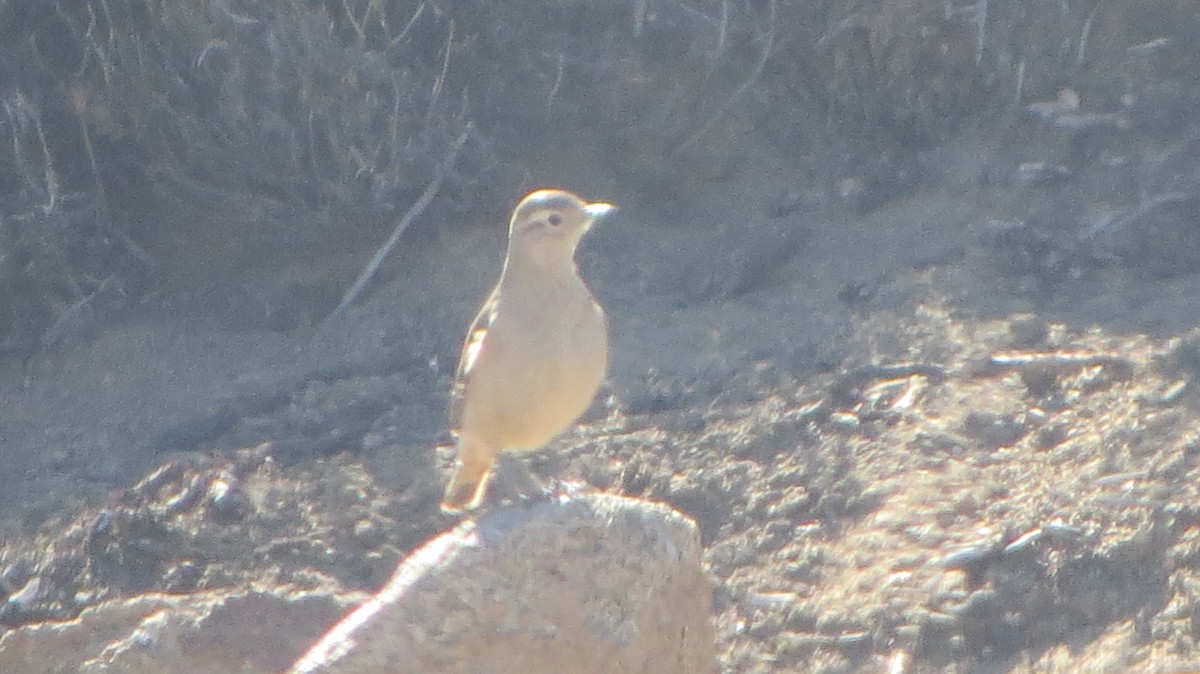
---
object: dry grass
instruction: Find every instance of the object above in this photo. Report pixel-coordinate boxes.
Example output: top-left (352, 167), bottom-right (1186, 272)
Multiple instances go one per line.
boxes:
top-left (0, 0), bottom-right (1194, 351)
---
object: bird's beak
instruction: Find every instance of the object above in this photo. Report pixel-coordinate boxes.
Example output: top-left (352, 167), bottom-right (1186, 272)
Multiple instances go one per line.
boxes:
top-left (583, 202), bottom-right (617, 220)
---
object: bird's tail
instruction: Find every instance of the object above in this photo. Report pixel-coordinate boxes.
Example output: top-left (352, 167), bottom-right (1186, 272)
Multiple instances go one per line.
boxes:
top-left (440, 437), bottom-right (495, 513)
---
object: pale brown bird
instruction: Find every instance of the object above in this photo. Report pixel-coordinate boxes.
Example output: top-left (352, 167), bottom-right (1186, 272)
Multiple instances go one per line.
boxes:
top-left (440, 188), bottom-right (616, 513)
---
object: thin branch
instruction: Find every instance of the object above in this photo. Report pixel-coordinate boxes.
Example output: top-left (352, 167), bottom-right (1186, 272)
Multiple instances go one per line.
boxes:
top-left (27, 94), bottom-right (61, 212)
top-left (545, 51), bottom-right (565, 121)
top-left (40, 276), bottom-right (117, 349)
top-left (327, 126), bottom-right (471, 320)
top-left (74, 92), bottom-right (156, 267)
top-left (1014, 58), bottom-right (1026, 105)
top-left (340, 0), bottom-right (367, 44)
top-left (389, 2), bottom-right (426, 49)
top-left (428, 19), bottom-right (455, 119)
top-left (1078, 4), bottom-right (1101, 65)
top-left (672, 0), bottom-right (776, 154)
top-left (974, 0), bottom-right (988, 65)
top-left (715, 0), bottom-right (729, 59)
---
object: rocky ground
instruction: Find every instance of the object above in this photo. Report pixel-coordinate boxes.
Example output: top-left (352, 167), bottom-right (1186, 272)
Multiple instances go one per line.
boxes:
top-left (4, 126), bottom-right (1200, 671)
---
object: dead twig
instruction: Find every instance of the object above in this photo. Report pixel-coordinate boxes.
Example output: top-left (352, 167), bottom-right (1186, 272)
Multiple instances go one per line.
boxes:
top-left (545, 51), bottom-right (565, 121)
top-left (327, 125), bottom-right (471, 320)
top-left (1077, 4), bottom-right (1101, 65)
top-left (340, 0), bottom-right (367, 44)
top-left (40, 276), bottom-right (119, 348)
top-left (428, 19), bottom-right (455, 120)
top-left (7, 92), bottom-right (60, 211)
top-left (971, 350), bottom-right (1135, 380)
top-left (672, 0), bottom-right (776, 154)
top-left (389, 2), bottom-right (427, 49)
top-left (73, 89), bottom-right (156, 268)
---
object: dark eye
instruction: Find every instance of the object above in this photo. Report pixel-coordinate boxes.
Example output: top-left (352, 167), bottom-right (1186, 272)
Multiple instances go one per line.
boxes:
top-left (547, 214), bottom-right (563, 227)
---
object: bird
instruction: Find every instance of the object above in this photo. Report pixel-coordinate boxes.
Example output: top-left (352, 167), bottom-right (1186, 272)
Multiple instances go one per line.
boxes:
top-left (440, 188), bottom-right (616, 513)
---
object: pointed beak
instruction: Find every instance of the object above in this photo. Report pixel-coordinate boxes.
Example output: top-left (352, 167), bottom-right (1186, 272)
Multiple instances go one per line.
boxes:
top-left (583, 202), bottom-right (617, 220)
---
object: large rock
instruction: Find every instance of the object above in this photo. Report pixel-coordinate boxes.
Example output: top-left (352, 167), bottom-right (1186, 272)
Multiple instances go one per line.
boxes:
top-left (0, 588), bottom-right (358, 674)
top-left (290, 494), bottom-right (717, 674)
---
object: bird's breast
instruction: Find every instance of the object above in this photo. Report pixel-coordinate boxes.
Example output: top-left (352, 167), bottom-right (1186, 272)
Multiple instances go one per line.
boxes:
top-left (461, 281), bottom-right (607, 450)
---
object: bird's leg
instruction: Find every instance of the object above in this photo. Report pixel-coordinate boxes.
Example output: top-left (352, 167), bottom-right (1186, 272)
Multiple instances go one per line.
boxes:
top-left (440, 436), bottom-right (496, 514)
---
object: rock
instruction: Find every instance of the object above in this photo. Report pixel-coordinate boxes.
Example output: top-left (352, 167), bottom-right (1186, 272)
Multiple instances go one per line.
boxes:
top-left (0, 588), bottom-right (358, 674)
top-left (290, 493), bottom-right (717, 674)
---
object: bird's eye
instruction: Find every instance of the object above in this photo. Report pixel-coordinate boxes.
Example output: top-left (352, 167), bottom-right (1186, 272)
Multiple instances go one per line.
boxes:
top-left (547, 214), bottom-right (563, 227)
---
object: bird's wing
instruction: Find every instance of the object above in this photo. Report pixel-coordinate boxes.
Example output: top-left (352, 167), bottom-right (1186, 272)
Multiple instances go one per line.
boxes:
top-left (448, 285), bottom-right (500, 434)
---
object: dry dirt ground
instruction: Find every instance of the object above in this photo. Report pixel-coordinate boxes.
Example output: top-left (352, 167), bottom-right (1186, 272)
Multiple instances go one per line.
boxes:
top-left (4, 107), bottom-right (1200, 673)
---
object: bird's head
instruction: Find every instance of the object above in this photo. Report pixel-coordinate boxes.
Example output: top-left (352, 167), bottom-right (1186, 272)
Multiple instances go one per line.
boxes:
top-left (506, 189), bottom-right (616, 267)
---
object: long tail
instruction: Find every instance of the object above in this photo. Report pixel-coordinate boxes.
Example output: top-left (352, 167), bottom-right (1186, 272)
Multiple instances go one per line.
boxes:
top-left (440, 437), bottom-right (496, 513)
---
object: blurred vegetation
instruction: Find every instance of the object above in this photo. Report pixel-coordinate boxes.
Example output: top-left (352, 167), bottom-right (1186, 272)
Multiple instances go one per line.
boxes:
top-left (0, 0), bottom-right (1196, 354)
